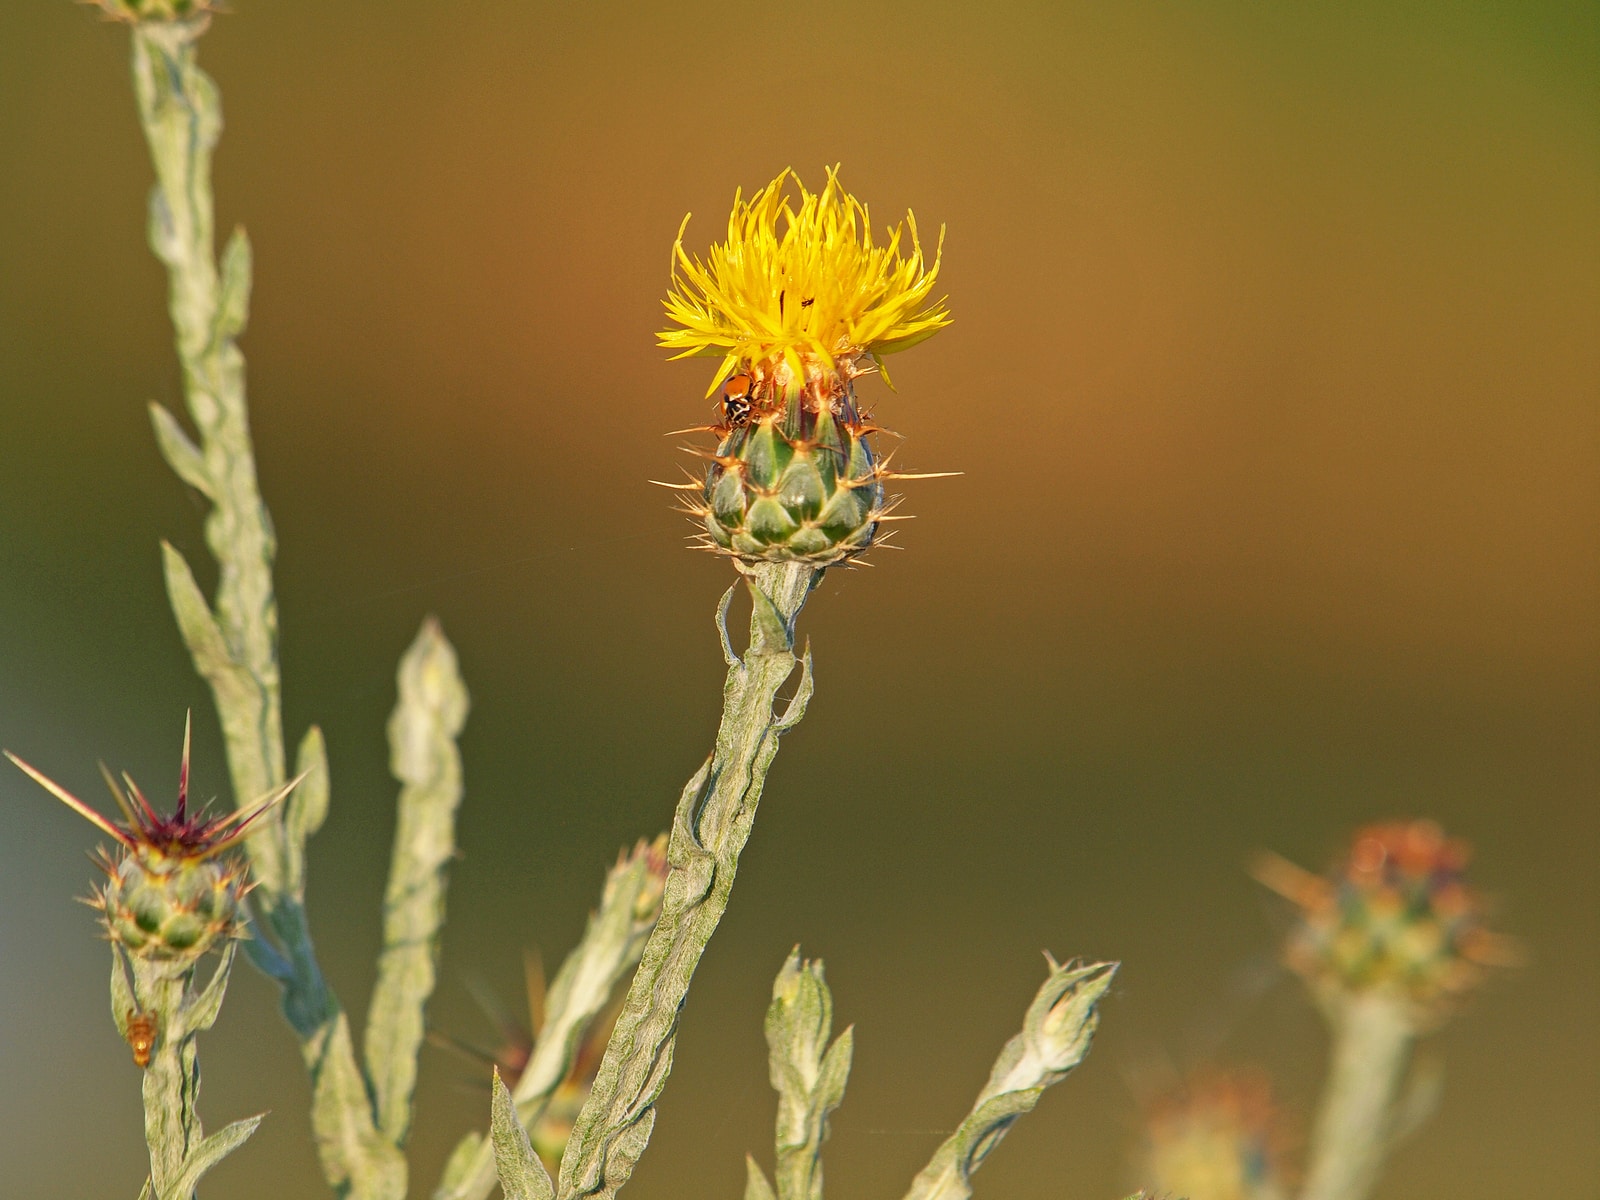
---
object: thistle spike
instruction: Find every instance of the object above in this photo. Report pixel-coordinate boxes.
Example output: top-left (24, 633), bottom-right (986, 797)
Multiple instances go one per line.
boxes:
top-left (177, 710), bottom-right (192, 821)
top-left (6, 752), bottom-right (139, 849)
top-left (99, 762), bottom-right (141, 826)
top-left (121, 772), bottom-right (161, 826)
top-left (203, 770), bottom-right (307, 853)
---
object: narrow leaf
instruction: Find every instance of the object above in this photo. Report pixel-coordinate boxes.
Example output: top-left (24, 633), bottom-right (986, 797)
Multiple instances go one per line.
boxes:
top-left (284, 724), bottom-right (330, 900)
top-left (715, 584), bottom-right (740, 668)
top-left (491, 1069), bottom-right (555, 1200)
top-left (438, 1132), bottom-right (484, 1195)
top-left (176, 940), bottom-right (239, 1039)
top-left (169, 1114), bottom-right (265, 1198)
top-left (149, 402), bottom-right (213, 498)
top-left (744, 1157), bottom-right (778, 1200)
top-left (110, 946), bottom-right (139, 1043)
top-left (307, 1013), bottom-right (408, 1197)
top-left (366, 617), bottom-right (470, 1145)
top-left (215, 226), bottom-right (252, 340)
top-left (160, 541), bottom-right (236, 681)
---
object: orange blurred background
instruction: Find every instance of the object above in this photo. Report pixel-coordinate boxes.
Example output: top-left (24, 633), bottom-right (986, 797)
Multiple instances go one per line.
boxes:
top-left (0, 2), bottom-right (1594, 1197)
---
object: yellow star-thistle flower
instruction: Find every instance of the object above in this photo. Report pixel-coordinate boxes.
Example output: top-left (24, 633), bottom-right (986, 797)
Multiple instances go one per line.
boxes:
top-left (661, 167), bottom-right (950, 397)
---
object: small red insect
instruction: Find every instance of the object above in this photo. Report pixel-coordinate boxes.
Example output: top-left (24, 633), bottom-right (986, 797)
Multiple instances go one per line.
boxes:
top-left (125, 1010), bottom-right (158, 1069)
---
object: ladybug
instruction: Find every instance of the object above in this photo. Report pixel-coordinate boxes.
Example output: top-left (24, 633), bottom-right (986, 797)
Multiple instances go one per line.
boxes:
top-left (721, 373), bottom-right (755, 428)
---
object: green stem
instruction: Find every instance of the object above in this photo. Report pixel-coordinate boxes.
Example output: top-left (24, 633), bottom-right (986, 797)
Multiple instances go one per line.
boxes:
top-left (128, 20), bottom-right (404, 1198)
top-left (765, 950), bottom-right (853, 1200)
top-left (901, 959), bottom-right (1116, 1200)
top-left (113, 943), bottom-right (262, 1200)
top-left (366, 619), bottom-right (471, 1146)
top-left (1299, 991), bottom-right (1415, 1200)
top-left (133, 19), bottom-right (286, 888)
top-left (135, 969), bottom-right (194, 1197)
top-left (555, 562), bottom-right (820, 1200)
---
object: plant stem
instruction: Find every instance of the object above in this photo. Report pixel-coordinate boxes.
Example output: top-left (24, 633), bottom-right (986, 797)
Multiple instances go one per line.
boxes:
top-left (133, 19), bottom-right (287, 889)
top-left (113, 943), bottom-right (262, 1200)
top-left (366, 619), bottom-right (471, 1146)
top-left (129, 20), bottom-right (410, 1198)
top-left (134, 969), bottom-right (194, 1197)
top-left (555, 562), bottom-right (820, 1200)
top-left (764, 949), bottom-right (853, 1200)
top-left (1299, 991), bottom-right (1415, 1200)
top-left (902, 958), bottom-right (1116, 1200)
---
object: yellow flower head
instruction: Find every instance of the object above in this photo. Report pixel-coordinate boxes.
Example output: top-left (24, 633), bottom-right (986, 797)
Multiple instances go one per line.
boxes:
top-left (661, 167), bottom-right (950, 397)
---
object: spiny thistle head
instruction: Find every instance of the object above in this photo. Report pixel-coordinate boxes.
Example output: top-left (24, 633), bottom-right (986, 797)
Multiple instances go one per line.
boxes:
top-left (658, 168), bottom-right (953, 566)
top-left (6, 715), bottom-right (296, 964)
top-left (1253, 819), bottom-right (1517, 1024)
top-left (1137, 1069), bottom-right (1291, 1200)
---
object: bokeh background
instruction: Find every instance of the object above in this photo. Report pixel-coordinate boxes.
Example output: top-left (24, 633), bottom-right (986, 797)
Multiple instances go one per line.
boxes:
top-left (1, 1), bottom-right (1594, 1197)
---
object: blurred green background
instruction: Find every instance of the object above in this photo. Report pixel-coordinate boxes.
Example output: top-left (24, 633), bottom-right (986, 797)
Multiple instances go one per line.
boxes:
top-left (1, 1), bottom-right (1594, 1197)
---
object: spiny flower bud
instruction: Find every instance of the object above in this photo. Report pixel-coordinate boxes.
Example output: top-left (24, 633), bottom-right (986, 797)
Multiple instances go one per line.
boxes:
top-left (99, 838), bottom-right (247, 960)
top-left (1254, 819), bottom-right (1516, 1024)
top-left (1137, 1069), bottom-right (1291, 1200)
top-left (7, 715), bottom-right (296, 967)
top-left (658, 167), bottom-right (953, 566)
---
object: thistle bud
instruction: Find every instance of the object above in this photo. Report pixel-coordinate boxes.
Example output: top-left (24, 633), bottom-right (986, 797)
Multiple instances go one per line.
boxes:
top-left (1254, 819), bottom-right (1515, 1026)
top-left (99, 840), bottom-right (247, 961)
top-left (8, 715), bottom-right (295, 969)
top-left (659, 168), bottom-right (953, 565)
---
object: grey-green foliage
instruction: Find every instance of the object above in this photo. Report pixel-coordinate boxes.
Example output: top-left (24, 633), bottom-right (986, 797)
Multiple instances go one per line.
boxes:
top-left (112, 942), bottom-right (263, 1200)
top-left (556, 563), bottom-right (818, 1200)
top-left (368, 620), bottom-right (472, 1145)
top-left (127, 15), bottom-right (471, 1198)
top-left (285, 618), bottom-right (468, 1200)
top-left (111, 17), bottom-right (1118, 1200)
top-left (903, 958), bottom-right (1118, 1200)
top-left (490, 1069), bottom-right (556, 1200)
top-left (750, 949), bottom-right (854, 1200)
top-left (435, 840), bottom-right (668, 1200)
top-left (135, 16), bottom-right (285, 897)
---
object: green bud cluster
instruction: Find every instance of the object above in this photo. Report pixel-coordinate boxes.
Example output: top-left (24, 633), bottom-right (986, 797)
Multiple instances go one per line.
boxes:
top-left (688, 378), bottom-right (886, 566)
top-left (98, 845), bottom-right (246, 962)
